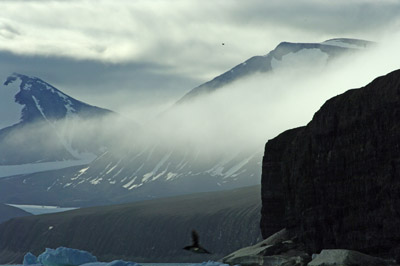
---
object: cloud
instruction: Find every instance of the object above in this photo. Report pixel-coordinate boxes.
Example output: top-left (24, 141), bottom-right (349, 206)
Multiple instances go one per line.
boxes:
top-left (0, 51), bottom-right (202, 123)
top-left (1, 0), bottom-right (400, 126)
top-left (5, 36), bottom-right (400, 167)
top-left (140, 37), bottom-right (400, 156)
top-left (1, 0), bottom-right (400, 83)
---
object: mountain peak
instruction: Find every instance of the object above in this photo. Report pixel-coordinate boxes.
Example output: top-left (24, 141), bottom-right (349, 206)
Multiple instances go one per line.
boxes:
top-left (177, 38), bottom-right (372, 104)
top-left (1, 73), bottom-right (112, 124)
top-left (0, 73), bottom-right (114, 166)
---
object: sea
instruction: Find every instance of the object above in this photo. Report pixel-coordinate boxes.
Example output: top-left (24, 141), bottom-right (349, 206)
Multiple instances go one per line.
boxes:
top-left (1, 264), bottom-right (198, 266)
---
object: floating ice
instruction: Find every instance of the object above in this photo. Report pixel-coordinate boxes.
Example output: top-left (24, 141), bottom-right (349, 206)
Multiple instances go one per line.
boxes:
top-left (23, 252), bottom-right (38, 265)
top-left (189, 262), bottom-right (236, 266)
top-left (81, 260), bottom-right (141, 266)
top-left (37, 247), bottom-right (97, 266)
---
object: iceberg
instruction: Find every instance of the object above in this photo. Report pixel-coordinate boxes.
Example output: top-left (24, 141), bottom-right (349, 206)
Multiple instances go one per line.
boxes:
top-left (81, 260), bottom-right (141, 266)
top-left (37, 247), bottom-right (97, 266)
top-left (23, 246), bottom-right (235, 266)
top-left (23, 252), bottom-right (38, 265)
top-left (189, 262), bottom-right (235, 266)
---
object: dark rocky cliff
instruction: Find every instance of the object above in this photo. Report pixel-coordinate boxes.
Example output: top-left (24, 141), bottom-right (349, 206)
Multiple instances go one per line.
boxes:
top-left (261, 69), bottom-right (400, 260)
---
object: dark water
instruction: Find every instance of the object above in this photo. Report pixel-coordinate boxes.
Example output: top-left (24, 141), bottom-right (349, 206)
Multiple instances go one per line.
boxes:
top-left (141, 262), bottom-right (229, 266)
top-left (141, 264), bottom-right (194, 266)
top-left (1, 264), bottom-right (196, 266)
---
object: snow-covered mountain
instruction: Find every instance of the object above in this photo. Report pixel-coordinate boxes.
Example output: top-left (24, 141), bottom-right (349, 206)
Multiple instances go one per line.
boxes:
top-left (177, 38), bottom-right (373, 103)
top-left (0, 73), bottom-right (114, 172)
top-left (0, 38), bottom-right (373, 206)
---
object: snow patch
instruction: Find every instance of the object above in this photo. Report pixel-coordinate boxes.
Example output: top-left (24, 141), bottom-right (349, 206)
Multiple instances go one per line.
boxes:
top-left (165, 172), bottom-right (178, 181)
top-left (271, 48), bottom-right (329, 70)
top-left (122, 177), bottom-right (137, 188)
top-left (223, 155), bottom-right (254, 178)
top-left (141, 151), bottom-right (172, 182)
top-left (90, 177), bottom-right (103, 185)
top-left (322, 39), bottom-right (365, 49)
top-left (71, 167), bottom-right (90, 180)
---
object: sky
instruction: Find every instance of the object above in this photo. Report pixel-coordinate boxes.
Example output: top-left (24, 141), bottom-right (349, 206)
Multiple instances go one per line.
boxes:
top-left (1, 0), bottom-right (400, 122)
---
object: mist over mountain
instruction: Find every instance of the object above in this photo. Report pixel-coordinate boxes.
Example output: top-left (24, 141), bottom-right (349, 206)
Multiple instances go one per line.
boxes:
top-left (0, 74), bottom-right (114, 164)
top-left (177, 38), bottom-right (374, 104)
top-left (0, 38), bottom-right (384, 207)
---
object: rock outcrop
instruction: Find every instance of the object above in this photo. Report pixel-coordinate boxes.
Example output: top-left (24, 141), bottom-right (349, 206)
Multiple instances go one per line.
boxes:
top-left (261, 69), bottom-right (400, 260)
top-left (221, 229), bottom-right (310, 266)
top-left (308, 249), bottom-right (395, 266)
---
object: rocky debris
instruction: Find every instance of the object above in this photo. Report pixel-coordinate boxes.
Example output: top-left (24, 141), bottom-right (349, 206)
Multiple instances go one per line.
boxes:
top-left (308, 249), bottom-right (398, 266)
top-left (221, 229), bottom-right (310, 266)
top-left (260, 69), bottom-right (400, 259)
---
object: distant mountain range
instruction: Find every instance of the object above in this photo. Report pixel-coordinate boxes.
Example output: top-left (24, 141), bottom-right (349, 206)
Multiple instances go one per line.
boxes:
top-left (0, 38), bottom-right (373, 207)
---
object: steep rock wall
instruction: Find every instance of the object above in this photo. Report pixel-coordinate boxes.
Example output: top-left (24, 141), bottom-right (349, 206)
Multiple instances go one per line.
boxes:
top-left (261, 69), bottom-right (400, 259)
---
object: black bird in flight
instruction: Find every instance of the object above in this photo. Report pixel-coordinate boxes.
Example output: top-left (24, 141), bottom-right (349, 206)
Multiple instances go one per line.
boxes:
top-left (183, 230), bottom-right (211, 254)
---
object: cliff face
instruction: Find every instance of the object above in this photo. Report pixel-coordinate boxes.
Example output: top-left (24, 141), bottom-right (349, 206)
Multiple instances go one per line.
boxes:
top-left (261, 69), bottom-right (400, 259)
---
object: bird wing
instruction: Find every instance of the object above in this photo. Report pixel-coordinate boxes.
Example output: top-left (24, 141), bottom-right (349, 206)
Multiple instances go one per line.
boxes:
top-left (191, 230), bottom-right (199, 246)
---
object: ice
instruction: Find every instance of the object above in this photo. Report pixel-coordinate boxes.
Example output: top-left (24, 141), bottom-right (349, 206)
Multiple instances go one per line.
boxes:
top-left (188, 262), bottom-right (235, 266)
top-left (23, 252), bottom-right (38, 265)
top-left (22, 247), bottom-right (236, 266)
top-left (37, 247), bottom-right (97, 266)
top-left (6, 204), bottom-right (78, 215)
top-left (81, 261), bottom-right (141, 266)
top-left (322, 39), bottom-right (365, 49)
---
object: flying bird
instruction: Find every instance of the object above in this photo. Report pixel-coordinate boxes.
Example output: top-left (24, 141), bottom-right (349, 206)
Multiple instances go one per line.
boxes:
top-left (183, 230), bottom-right (211, 254)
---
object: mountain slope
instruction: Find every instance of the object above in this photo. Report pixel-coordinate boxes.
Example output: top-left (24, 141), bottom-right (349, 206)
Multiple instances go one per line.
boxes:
top-left (0, 73), bottom-right (115, 167)
top-left (0, 38), bottom-right (374, 207)
top-left (0, 185), bottom-right (262, 264)
top-left (0, 204), bottom-right (31, 224)
top-left (177, 38), bottom-right (373, 104)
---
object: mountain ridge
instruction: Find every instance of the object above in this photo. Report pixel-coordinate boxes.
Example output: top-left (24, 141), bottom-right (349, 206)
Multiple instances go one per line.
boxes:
top-left (0, 73), bottom-right (115, 166)
top-left (176, 38), bottom-right (373, 104)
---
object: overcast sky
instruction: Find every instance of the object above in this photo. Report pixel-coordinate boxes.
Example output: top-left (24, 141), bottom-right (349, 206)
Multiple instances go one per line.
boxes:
top-left (1, 0), bottom-right (400, 121)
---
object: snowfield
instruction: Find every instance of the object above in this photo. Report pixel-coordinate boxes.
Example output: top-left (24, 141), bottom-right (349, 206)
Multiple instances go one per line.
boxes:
top-left (5, 204), bottom-right (78, 215)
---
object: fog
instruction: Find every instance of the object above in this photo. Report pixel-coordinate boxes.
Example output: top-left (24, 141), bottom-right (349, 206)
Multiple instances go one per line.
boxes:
top-left (134, 38), bottom-right (400, 158)
top-left (2, 0), bottom-right (400, 120)
top-left (2, 34), bottom-right (400, 173)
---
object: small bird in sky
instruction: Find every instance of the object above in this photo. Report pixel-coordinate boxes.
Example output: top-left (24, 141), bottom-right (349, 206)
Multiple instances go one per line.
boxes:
top-left (183, 230), bottom-right (211, 254)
